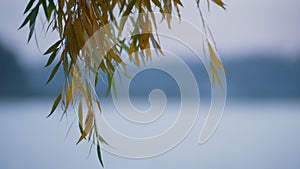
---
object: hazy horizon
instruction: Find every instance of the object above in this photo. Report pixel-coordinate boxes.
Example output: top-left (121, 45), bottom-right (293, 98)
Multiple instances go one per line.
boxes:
top-left (0, 0), bottom-right (300, 67)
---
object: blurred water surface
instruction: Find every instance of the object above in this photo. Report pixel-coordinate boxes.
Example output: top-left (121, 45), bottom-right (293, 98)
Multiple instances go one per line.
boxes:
top-left (0, 99), bottom-right (300, 169)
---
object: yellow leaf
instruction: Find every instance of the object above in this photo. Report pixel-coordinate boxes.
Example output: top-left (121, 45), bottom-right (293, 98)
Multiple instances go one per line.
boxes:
top-left (208, 42), bottom-right (224, 71)
top-left (78, 102), bottom-right (83, 128)
top-left (212, 0), bottom-right (226, 9)
top-left (94, 98), bottom-right (102, 112)
top-left (109, 49), bottom-right (122, 63)
top-left (139, 33), bottom-right (150, 49)
top-left (210, 63), bottom-right (223, 88)
top-left (174, 0), bottom-right (183, 7)
top-left (76, 111), bottom-right (94, 144)
top-left (142, 0), bottom-right (152, 12)
top-left (66, 82), bottom-right (73, 107)
top-left (63, 16), bottom-right (72, 38)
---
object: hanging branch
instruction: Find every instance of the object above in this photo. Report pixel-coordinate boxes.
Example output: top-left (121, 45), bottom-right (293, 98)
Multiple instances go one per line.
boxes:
top-left (20, 0), bottom-right (225, 167)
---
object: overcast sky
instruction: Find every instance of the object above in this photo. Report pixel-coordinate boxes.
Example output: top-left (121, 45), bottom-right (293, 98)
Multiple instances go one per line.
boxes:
top-left (0, 0), bottom-right (300, 67)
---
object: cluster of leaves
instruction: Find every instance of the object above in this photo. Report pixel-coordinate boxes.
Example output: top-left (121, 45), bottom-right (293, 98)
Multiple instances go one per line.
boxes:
top-left (20, 0), bottom-right (225, 167)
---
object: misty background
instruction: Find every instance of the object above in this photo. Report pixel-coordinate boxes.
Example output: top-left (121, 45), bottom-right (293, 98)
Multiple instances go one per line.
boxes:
top-left (0, 0), bottom-right (300, 99)
top-left (0, 1), bottom-right (300, 169)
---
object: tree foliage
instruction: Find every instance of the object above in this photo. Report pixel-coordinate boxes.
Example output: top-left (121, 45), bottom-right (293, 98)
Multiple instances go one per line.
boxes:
top-left (20, 0), bottom-right (225, 166)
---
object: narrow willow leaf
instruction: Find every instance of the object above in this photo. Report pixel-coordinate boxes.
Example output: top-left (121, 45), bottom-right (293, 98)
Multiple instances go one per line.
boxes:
top-left (128, 41), bottom-right (135, 58)
top-left (78, 102), bottom-right (83, 129)
top-left (99, 61), bottom-right (108, 73)
top-left (215, 70), bottom-right (222, 88)
top-left (95, 72), bottom-right (99, 86)
top-left (19, 13), bottom-right (32, 29)
top-left (106, 58), bottom-right (115, 73)
top-left (79, 122), bottom-right (83, 135)
top-left (95, 99), bottom-right (102, 112)
top-left (26, 5), bottom-right (39, 42)
top-left (143, 0), bottom-right (152, 11)
top-left (119, 0), bottom-right (126, 15)
top-left (44, 50), bottom-right (58, 67)
top-left (24, 0), bottom-right (36, 14)
top-left (87, 126), bottom-right (93, 141)
top-left (65, 82), bottom-right (73, 108)
top-left (97, 144), bottom-right (104, 167)
top-left (46, 61), bottom-right (61, 84)
top-left (119, 0), bottom-right (137, 33)
top-left (123, 0), bottom-right (137, 17)
top-left (46, 3), bottom-right (55, 20)
top-left (212, 0), bottom-right (226, 9)
top-left (46, 93), bottom-right (62, 118)
top-left (105, 74), bottom-right (113, 96)
top-left (151, 0), bottom-right (162, 10)
top-left (29, 5), bottom-right (39, 27)
top-left (27, 23), bottom-right (35, 43)
top-left (76, 112), bottom-right (94, 144)
top-left (119, 39), bottom-right (129, 53)
top-left (76, 131), bottom-right (88, 145)
top-left (41, 0), bottom-right (49, 19)
top-left (44, 40), bottom-right (62, 55)
top-left (112, 78), bottom-right (117, 98)
top-left (19, 5), bottom-right (38, 30)
top-left (98, 135), bottom-right (109, 145)
top-left (210, 64), bottom-right (223, 88)
top-left (174, 0), bottom-right (183, 6)
top-left (163, 0), bottom-right (171, 14)
top-left (109, 50), bottom-right (123, 63)
top-left (208, 42), bottom-right (224, 71)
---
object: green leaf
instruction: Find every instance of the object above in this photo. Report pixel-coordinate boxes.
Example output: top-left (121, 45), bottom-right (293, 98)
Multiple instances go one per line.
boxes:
top-left (79, 122), bottom-right (84, 134)
top-left (47, 0), bottom-right (55, 18)
top-left (27, 23), bottom-right (35, 43)
top-left (46, 93), bottom-right (62, 118)
top-left (105, 74), bottom-right (113, 96)
top-left (98, 135), bottom-right (109, 145)
top-left (119, 0), bottom-right (137, 34)
top-left (46, 61), bottom-right (61, 84)
top-left (21, 4), bottom-right (39, 42)
top-left (41, 0), bottom-right (49, 19)
top-left (97, 144), bottom-right (104, 167)
top-left (163, 0), bottom-right (171, 14)
top-left (29, 5), bottom-right (39, 27)
top-left (24, 0), bottom-right (36, 14)
top-left (95, 72), bottom-right (99, 86)
top-left (44, 40), bottom-right (62, 55)
top-left (19, 12), bottom-right (33, 30)
top-left (118, 39), bottom-right (129, 53)
top-left (44, 50), bottom-right (58, 67)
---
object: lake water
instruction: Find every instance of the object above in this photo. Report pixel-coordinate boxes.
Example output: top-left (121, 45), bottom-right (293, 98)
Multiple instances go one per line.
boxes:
top-left (0, 98), bottom-right (300, 169)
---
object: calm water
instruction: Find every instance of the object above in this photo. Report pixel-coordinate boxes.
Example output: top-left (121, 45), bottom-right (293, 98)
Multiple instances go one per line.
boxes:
top-left (0, 98), bottom-right (300, 169)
